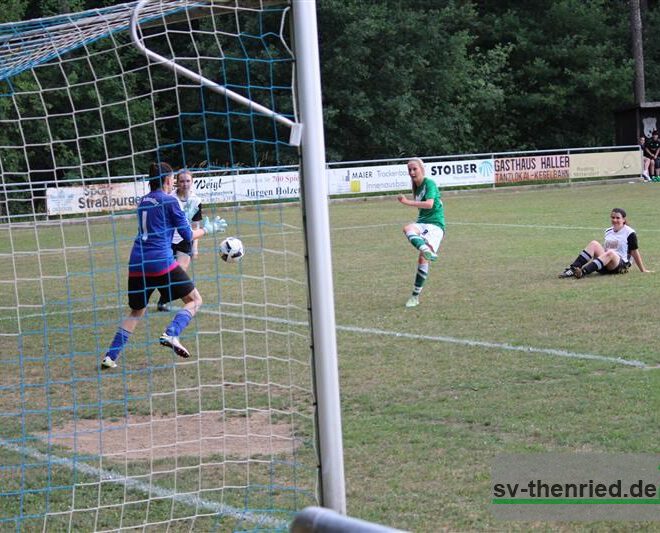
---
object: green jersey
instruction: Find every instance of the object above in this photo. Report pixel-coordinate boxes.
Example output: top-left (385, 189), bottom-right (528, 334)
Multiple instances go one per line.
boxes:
top-left (414, 177), bottom-right (445, 229)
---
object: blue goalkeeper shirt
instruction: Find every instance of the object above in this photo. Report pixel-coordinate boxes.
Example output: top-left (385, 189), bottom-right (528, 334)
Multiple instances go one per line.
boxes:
top-left (128, 190), bottom-right (193, 277)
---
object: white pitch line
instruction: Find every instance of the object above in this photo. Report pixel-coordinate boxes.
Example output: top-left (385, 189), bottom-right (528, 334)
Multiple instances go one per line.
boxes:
top-left (329, 221), bottom-right (599, 234)
top-left (450, 221), bottom-right (660, 233)
top-left (331, 221), bottom-right (660, 233)
top-left (207, 309), bottom-right (648, 369)
top-left (0, 439), bottom-right (289, 530)
top-left (450, 221), bottom-right (602, 231)
top-left (335, 324), bottom-right (647, 368)
top-left (0, 306), bottom-right (648, 368)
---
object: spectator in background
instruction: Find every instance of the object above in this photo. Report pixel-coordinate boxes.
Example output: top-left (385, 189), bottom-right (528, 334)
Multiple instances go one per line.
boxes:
top-left (645, 130), bottom-right (660, 179)
top-left (639, 135), bottom-right (652, 181)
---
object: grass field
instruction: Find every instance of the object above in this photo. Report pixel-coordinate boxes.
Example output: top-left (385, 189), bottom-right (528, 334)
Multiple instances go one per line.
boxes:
top-left (332, 181), bottom-right (660, 531)
top-left (1, 180), bottom-right (659, 531)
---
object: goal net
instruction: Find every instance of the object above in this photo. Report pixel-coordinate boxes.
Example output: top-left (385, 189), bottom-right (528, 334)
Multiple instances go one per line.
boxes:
top-left (0, 1), bottom-right (332, 530)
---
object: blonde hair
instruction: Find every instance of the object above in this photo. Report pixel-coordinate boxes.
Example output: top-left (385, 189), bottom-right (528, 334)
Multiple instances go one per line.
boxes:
top-left (407, 158), bottom-right (425, 193)
top-left (408, 157), bottom-right (425, 171)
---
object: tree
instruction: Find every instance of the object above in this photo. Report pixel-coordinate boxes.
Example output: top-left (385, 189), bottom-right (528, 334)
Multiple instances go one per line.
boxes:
top-left (472, 0), bottom-right (632, 149)
top-left (318, 1), bottom-right (512, 159)
top-left (0, 0), bottom-right (27, 24)
top-left (3, 0), bottom-right (656, 159)
top-left (630, 0), bottom-right (645, 103)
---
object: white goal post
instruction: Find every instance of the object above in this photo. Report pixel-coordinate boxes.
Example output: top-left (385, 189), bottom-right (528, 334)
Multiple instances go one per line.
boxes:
top-left (289, 0), bottom-right (346, 514)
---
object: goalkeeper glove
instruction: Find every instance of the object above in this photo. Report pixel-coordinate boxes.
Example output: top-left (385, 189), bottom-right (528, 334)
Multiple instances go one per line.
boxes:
top-left (202, 216), bottom-right (228, 235)
top-left (183, 200), bottom-right (199, 221)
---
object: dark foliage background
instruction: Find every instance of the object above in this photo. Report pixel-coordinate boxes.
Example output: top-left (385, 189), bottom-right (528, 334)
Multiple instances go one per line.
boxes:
top-left (3, 0), bottom-right (660, 163)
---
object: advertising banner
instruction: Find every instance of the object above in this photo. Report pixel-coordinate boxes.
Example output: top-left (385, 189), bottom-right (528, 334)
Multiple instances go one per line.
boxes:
top-left (427, 159), bottom-right (494, 187)
top-left (327, 159), bottom-right (494, 194)
top-left (46, 171), bottom-right (301, 215)
top-left (191, 170), bottom-right (300, 204)
top-left (327, 164), bottom-right (410, 195)
top-left (569, 150), bottom-right (641, 179)
top-left (45, 150), bottom-right (641, 215)
top-left (494, 155), bottom-right (570, 184)
top-left (46, 181), bottom-right (148, 216)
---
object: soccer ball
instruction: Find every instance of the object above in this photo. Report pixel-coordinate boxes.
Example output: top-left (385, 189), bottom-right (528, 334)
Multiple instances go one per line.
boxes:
top-left (219, 236), bottom-right (244, 263)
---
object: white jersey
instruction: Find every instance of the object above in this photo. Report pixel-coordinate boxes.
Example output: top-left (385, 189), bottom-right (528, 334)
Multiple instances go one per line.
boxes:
top-left (172, 192), bottom-right (202, 245)
top-left (603, 224), bottom-right (638, 265)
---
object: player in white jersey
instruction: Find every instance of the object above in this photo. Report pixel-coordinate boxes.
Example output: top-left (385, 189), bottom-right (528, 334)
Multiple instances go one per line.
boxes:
top-left (157, 169), bottom-right (204, 311)
top-left (558, 208), bottom-right (652, 279)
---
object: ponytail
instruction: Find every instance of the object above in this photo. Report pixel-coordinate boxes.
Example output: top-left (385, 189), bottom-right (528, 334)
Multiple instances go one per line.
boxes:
top-left (148, 162), bottom-right (173, 191)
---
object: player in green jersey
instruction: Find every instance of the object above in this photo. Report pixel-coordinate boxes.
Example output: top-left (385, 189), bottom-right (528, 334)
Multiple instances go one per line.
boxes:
top-left (397, 158), bottom-right (445, 308)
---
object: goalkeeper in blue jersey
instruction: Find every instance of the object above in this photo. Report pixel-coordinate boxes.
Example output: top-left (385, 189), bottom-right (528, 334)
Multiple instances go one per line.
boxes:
top-left (156, 169), bottom-right (203, 312)
top-left (101, 162), bottom-right (227, 369)
top-left (397, 157), bottom-right (445, 308)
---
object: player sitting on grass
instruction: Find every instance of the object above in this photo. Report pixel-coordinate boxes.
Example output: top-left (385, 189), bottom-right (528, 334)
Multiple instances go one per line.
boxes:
top-left (398, 157), bottom-right (445, 308)
top-left (558, 208), bottom-right (652, 279)
top-left (101, 162), bottom-right (227, 369)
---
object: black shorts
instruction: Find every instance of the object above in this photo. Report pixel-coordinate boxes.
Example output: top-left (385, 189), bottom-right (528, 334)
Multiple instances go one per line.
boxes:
top-left (172, 240), bottom-right (193, 257)
top-left (598, 260), bottom-right (631, 275)
top-left (127, 266), bottom-right (195, 310)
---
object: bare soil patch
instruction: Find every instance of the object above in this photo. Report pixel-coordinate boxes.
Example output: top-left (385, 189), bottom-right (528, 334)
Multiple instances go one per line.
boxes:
top-left (39, 411), bottom-right (299, 461)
